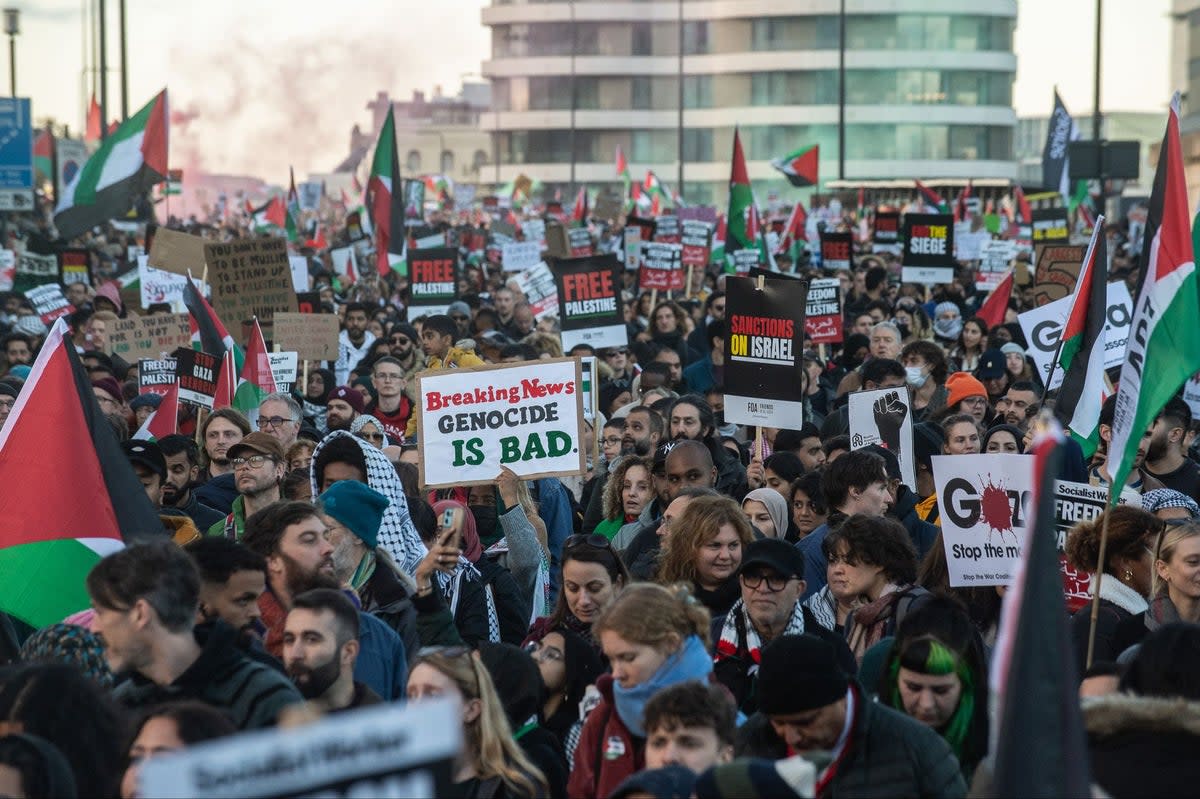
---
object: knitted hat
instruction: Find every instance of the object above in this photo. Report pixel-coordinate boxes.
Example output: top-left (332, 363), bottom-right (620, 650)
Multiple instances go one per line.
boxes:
top-left (477, 642), bottom-right (544, 729)
top-left (1000, 342), bottom-right (1025, 357)
top-left (6, 365), bottom-right (29, 380)
top-left (945, 372), bottom-right (987, 409)
top-left (329, 385), bottom-right (366, 415)
top-left (757, 634), bottom-right (848, 715)
top-left (447, 300), bottom-right (472, 318)
top-left (0, 381), bottom-right (17, 399)
top-left (19, 623), bottom-right (115, 690)
top-left (129, 393), bottom-right (162, 411)
top-left (390, 322), bottom-right (418, 344)
top-left (91, 376), bottom-right (124, 404)
top-left (912, 421), bottom-right (945, 468)
top-left (319, 479), bottom-right (390, 549)
top-left (611, 766), bottom-right (698, 799)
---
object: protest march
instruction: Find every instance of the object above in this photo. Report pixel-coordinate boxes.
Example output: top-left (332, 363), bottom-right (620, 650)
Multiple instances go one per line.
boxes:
top-left (3, 12), bottom-right (1200, 799)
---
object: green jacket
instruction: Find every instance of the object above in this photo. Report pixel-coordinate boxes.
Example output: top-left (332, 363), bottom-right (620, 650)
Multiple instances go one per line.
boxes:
top-left (207, 495), bottom-right (247, 541)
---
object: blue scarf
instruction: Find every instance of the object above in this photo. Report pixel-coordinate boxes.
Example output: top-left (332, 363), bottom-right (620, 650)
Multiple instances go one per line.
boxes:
top-left (613, 635), bottom-right (712, 737)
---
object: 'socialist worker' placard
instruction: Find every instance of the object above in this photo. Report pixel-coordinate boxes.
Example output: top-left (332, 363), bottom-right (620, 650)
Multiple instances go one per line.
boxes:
top-left (554, 254), bottom-right (628, 351)
top-left (902, 213), bottom-right (955, 285)
top-left (417, 357), bottom-right (586, 489)
top-left (723, 275), bottom-right (808, 428)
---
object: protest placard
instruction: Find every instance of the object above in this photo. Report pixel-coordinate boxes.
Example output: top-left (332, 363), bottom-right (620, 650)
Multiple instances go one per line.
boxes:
top-left (902, 213), bottom-right (955, 284)
top-left (727, 248), bottom-right (761, 276)
top-left (1184, 374), bottom-right (1200, 419)
top-left (140, 697), bottom-right (459, 798)
top-left (581, 355), bottom-right (598, 421)
top-left (298, 180), bottom-right (323, 211)
top-left (417, 357), bottom-right (586, 488)
top-left (640, 242), bottom-right (683, 291)
top-left (269, 351), bottom-right (298, 392)
top-left (934, 453), bottom-right (1033, 587)
top-left (1052, 480), bottom-right (1108, 613)
top-left (955, 227), bottom-right (989, 261)
top-left (146, 227), bottom-right (207, 277)
top-left (0, 249), bottom-right (15, 291)
top-left (1032, 244), bottom-right (1086, 306)
top-left (513, 261), bottom-right (559, 320)
top-left (568, 227), bottom-right (594, 258)
top-left (14, 251), bottom-right (58, 293)
top-left (681, 220), bottom-right (713, 269)
top-left (407, 247), bottom-right (460, 318)
top-left (543, 221), bottom-right (570, 259)
top-left (288, 256), bottom-right (309, 293)
top-left (594, 194), bottom-right (623, 221)
top-left (1017, 280), bottom-right (1132, 390)
top-left (555, 254), bottom-right (627, 351)
top-left (329, 245), bottom-right (359, 283)
top-left (819, 231), bottom-right (852, 271)
top-left (723, 275), bottom-right (808, 427)
top-left (205, 237), bottom-right (298, 338)
top-left (138, 255), bottom-right (190, 309)
top-left (272, 311), bottom-right (340, 361)
top-left (848, 387), bottom-right (916, 488)
top-left (137, 357), bottom-right (178, 397)
top-left (24, 285), bottom-right (73, 324)
top-left (623, 226), bottom-right (642, 271)
top-left (804, 277), bottom-right (843, 344)
top-left (502, 240), bottom-right (542, 272)
top-left (415, 231), bottom-right (447, 249)
top-left (653, 215), bottom-right (681, 244)
top-left (1032, 207), bottom-right (1070, 244)
top-left (874, 210), bottom-right (900, 244)
top-left (173, 347), bottom-right (220, 409)
top-left (109, 313), bottom-right (191, 360)
top-left (58, 248), bottom-right (92, 286)
top-left (977, 239), bottom-right (1017, 291)
top-left (523, 218), bottom-right (547, 250)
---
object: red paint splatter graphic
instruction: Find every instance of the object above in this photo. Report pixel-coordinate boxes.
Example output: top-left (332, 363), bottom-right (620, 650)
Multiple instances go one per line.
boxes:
top-left (979, 476), bottom-right (1014, 539)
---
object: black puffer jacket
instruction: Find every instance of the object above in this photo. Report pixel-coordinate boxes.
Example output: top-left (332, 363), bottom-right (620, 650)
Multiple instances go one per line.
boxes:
top-left (1085, 693), bottom-right (1200, 797)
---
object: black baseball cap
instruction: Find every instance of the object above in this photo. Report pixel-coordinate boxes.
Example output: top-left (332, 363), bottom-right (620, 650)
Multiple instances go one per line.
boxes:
top-left (739, 538), bottom-right (806, 580)
top-left (122, 440), bottom-right (166, 481)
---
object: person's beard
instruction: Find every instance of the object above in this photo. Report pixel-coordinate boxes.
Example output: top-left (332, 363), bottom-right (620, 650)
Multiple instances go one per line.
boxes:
top-left (161, 480), bottom-right (190, 506)
top-left (282, 553), bottom-right (340, 598)
top-left (327, 414), bottom-right (352, 432)
top-left (288, 652), bottom-right (342, 700)
top-left (1146, 433), bottom-right (1169, 464)
top-left (331, 537), bottom-right (362, 583)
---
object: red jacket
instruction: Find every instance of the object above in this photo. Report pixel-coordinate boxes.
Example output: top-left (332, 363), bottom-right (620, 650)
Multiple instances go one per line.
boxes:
top-left (567, 674), bottom-right (642, 799)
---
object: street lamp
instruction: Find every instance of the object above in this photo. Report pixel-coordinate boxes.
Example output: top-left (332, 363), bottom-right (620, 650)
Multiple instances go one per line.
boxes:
top-left (3, 9), bottom-right (18, 98)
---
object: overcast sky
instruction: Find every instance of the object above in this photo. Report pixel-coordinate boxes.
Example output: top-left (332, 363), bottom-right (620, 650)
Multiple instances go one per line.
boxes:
top-left (15, 0), bottom-right (1172, 180)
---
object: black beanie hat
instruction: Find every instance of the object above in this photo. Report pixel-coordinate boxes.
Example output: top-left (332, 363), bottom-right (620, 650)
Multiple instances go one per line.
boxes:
top-left (477, 642), bottom-right (545, 728)
top-left (757, 634), bottom-right (848, 715)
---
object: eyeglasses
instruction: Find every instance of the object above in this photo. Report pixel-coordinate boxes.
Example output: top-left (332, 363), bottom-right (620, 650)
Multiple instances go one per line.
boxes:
top-left (740, 570), bottom-right (798, 593)
top-left (563, 533), bottom-right (613, 553)
top-left (602, 436), bottom-right (623, 446)
top-left (95, 395), bottom-right (120, 408)
top-left (231, 454), bottom-right (275, 469)
top-left (373, 373), bottom-right (403, 382)
top-left (390, 337), bottom-right (411, 346)
top-left (604, 349), bottom-right (629, 357)
top-left (960, 397), bottom-right (989, 408)
top-left (258, 416), bottom-right (297, 429)
top-left (523, 640), bottom-right (564, 663)
top-left (357, 431), bottom-right (386, 443)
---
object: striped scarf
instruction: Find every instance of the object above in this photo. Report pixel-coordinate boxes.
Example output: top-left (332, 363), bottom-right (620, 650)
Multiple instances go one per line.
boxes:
top-left (715, 598), bottom-right (806, 665)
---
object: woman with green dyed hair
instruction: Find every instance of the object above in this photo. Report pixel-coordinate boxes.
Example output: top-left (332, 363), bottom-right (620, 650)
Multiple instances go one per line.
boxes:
top-left (875, 594), bottom-right (989, 781)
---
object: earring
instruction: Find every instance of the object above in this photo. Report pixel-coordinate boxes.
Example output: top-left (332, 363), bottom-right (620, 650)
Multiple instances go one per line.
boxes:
top-left (1124, 569), bottom-right (1133, 581)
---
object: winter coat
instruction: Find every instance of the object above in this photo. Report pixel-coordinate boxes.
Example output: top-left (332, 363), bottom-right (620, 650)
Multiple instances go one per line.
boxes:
top-left (1084, 693), bottom-right (1200, 797)
top-left (566, 674), bottom-right (643, 799)
top-left (194, 471), bottom-right (237, 516)
top-left (475, 556), bottom-right (532, 646)
top-left (358, 558), bottom-right (421, 661)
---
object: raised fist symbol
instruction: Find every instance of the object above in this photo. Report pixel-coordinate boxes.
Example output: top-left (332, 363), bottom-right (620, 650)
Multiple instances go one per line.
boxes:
top-left (873, 391), bottom-right (907, 453)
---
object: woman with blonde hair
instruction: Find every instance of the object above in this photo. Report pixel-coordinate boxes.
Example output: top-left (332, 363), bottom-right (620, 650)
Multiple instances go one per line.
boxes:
top-left (657, 495), bottom-right (754, 617)
top-left (568, 583), bottom-right (714, 799)
top-left (1113, 519), bottom-right (1200, 657)
top-left (407, 647), bottom-right (549, 799)
top-left (595, 455), bottom-right (655, 548)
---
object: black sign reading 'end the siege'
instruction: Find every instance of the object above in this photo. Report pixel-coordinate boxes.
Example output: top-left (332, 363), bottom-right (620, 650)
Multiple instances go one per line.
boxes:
top-left (554, 254), bottom-right (628, 351)
top-left (902, 212), bottom-right (956, 284)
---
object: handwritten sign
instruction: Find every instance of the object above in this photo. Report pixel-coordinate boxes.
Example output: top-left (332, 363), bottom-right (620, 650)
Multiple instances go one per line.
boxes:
top-left (272, 311), bottom-right (340, 361)
top-left (205, 237), bottom-right (298, 338)
top-left (147, 227), bottom-right (208, 277)
top-left (108, 313), bottom-right (191, 359)
top-left (502, 241), bottom-right (542, 273)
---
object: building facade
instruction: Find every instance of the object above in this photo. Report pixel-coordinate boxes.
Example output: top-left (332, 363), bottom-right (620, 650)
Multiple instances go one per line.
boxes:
top-left (1171, 0), bottom-right (1200, 203)
top-left (479, 0), bottom-right (1019, 205)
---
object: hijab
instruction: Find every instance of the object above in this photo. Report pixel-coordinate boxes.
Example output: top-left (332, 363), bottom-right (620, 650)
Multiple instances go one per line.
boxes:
top-left (433, 499), bottom-right (483, 563)
top-left (743, 488), bottom-right (789, 539)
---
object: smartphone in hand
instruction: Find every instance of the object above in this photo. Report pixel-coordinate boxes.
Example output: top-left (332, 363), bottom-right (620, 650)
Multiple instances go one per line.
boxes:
top-left (438, 507), bottom-right (464, 552)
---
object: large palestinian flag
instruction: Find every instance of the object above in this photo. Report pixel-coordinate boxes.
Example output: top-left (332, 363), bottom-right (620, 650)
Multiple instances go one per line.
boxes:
top-left (0, 319), bottom-right (162, 628)
top-left (54, 89), bottom-right (169, 240)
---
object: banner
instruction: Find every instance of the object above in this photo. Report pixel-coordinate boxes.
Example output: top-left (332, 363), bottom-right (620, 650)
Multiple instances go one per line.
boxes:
top-left (681, 220), bottom-right (713, 269)
top-left (1032, 207), bottom-right (1070, 244)
top-left (804, 277), bottom-right (843, 344)
top-left (173, 348), bottom-right (220, 409)
top-left (205, 237), bottom-right (299, 339)
top-left (639, 242), bottom-right (683, 291)
top-left (512, 261), bottom-right (558, 320)
top-left (407, 247), bottom-right (460, 318)
top-left (819, 231), bottom-right (852, 271)
top-left (723, 275), bottom-right (808, 427)
top-left (58, 248), bottom-right (92, 286)
top-left (416, 357), bottom-right (586, 488)
top-left (109, 313), bottom-right (190, 360)
top-left (555, 254), bottom-right (627, 351)
top-left (140, 699), bottom-right (459, 799)
top-left (848, 386), bottom-right (916, 488)
top-left (901, 213), bottom-right (955, 284)
top-left (24, 285), bottom-right (73, 324)
top-left (502, 240), bottom-right (541, 273)
top-left (934, 453), bottom-right (1033, 587)
top-left (272, 311), bottom-right (340, 361)
top-left (138, 255), bottom-right (191, 309)
top-left (1017, 280), bottom-right (1132, 390)
top-left (138, 358), bottom-right (178, 397)
top-left (147, 227), bottom-right (207, 278)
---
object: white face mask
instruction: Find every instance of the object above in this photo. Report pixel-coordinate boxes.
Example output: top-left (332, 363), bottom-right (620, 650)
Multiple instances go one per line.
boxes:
top-left (906, 365), bottom-right (928, 388)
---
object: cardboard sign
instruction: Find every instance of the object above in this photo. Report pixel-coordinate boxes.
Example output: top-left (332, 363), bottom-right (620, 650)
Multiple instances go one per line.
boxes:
top-left (1032, 244), bottom-right (1086, 307)
top-left (14, 251), bottom-right (58, 293)
top-left (205, 237), bottom-right (298, 337)
top-left (805, 278), bottom-right (843, 344)
top-left (109, 313), bottom-right (191, 360)
top-left (819, 231), bottom-right (852, 270)
top-left (639, 242), bottom-right (683, 291)
top-left (140, 698), bottom-right (459, 799)
top-left (24, 285), bottom-right (73, 324)
top-left (147, 227), bottom-right (207, 277)
top-left (653, 215), bottom-right (681, 244)
top-left (594, 195), bottom-right (623, 221)
top-left (272, 311), bottom-right (340, 361)
top-left (138, 255), bottom-right (191, 309)
top-left (681, 220), bottom-right (713, 269)
top-left (1017, 280), bottom-right (1133, 390)
top-left (173, 348), bottom-right (220, 409)
top-left (623, 227), bottom-right (642, 271)
top-left (555, 254), bottom-right (627, 351)
top-left (58, 248), bottom-right (92, 286)
top-left (723, 275), bottom-right (808, 427)
top-left (138, 357), bottom-right (178, 397)
top-left (416, 357), bottom-right (586, 488)
top-left (901, 213), bottom-right (955, 284)
top-left (874, 211), bottom-right (900, 244)
top-left (543, 221), bottom-right (570, 260)
top-left (502, 240), bottom-right (542, 272)
top-left (934, 453), bottom-right (1033, 587)
top-left (512, 261), bottom-right (559, 320)
top-left (848, 386), bottom-right (917, 489)
top-left (568, 227), bottom-right (594, 258)
top-left (268, 351), bottom-right (298, 391)
top-left (1032, 207), bottom-right (1070, 244)
top-left (407, 247), bottom-right (460, 318)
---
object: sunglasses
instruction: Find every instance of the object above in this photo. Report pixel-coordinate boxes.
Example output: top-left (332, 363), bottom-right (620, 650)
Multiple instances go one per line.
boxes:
top-left (416, 645), bottom-right (472, 659)
top-left (563, 533), bottom-right (613, 553)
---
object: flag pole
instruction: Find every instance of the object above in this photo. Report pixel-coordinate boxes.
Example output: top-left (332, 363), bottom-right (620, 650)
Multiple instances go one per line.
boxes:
top-left (1085, 484), bottom-right (1116, 669)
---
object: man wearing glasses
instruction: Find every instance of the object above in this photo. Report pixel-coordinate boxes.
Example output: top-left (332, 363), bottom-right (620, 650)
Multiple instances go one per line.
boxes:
top-left (92, 376), bottom-right (127, 419)
top-left (207, 432), bottom-right (286, 542)
top-left (366, 356), bottom-right (411, 442)
top-left (257, 392), bottom-right (303, 450)
top-left (0, 381), bottom-right (16, 430)
top-left (386, 323), bottom-right (425, 406)
top-left (600, 346), bottom-right (634, 382)
top-left (712, 538), bottom-right (855, 715)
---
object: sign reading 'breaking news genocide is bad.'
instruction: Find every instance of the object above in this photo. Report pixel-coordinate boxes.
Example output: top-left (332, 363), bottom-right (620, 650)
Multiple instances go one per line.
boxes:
top-left (902, 213), bottom-right (955, 284)
top-left (934, 453), bottom-right (1033, 587)
top-left (723, 275), bottom-right (808, 428)
top-left (804, 278), bottom-right (843, 344)
top-left (554, 254), bottom-right (627, 351)
top-left (417, 357), bottom-right (586, 489)
top-left (848, 386), bottom-right (916, 489)
top-left (407, 247), bottom-right (460, 319)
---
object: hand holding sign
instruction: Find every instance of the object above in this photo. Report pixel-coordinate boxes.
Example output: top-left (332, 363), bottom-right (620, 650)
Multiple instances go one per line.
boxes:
top-left (873, 391), bottom-right (908, 452)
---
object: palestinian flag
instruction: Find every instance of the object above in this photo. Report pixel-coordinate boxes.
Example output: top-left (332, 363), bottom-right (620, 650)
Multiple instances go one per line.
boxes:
top-left (85, 93), bottom-right (102, 144)
top-left (55, 89), bottom-right (169, 240)
top-left (33, 130), bottom-right (53, 188)
top-left (367, 107), bottom-right (405, 276)
top-left (1109, 95), bottom-right (1200, 494)
top-left (954, 180), bottom-right (973, 223)
top-left (131, 381), bottom-right (179, 441)
top-left (183, 279), bottom-right (244, 373)
top-left (770, 144), bottom-right (818, 187)
top-left (233, 317), bottom-right (278, 424)
top-left (976, 269), bottom-right (1014, 329)
top-left (0, 319), bottom-right (162, 628)
top-left (251, 196), bottom-right (286, 233)
top-left (1052, 218), bottom-right (1108, 458)
top-left (286, 167), bottom-right (301, 243)
top-left (724, 128), bottom-right (756, 269)
top-left (212, 349), bottom-right (238, 411)
top-left (616, 145), bottom-right (631, 203)
top-left (775, 201), bottom-right (808, 259)
top-left (1012, 184), bottom-right (1032, 224)
top-left (913, 179), bottom-right (948, 213)
top-left (571, 185), bottom-right (588, 226)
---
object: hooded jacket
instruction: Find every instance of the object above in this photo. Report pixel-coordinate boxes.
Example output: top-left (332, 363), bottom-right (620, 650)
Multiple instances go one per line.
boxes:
top-left (1084, 693), bottom-right (1200, 797)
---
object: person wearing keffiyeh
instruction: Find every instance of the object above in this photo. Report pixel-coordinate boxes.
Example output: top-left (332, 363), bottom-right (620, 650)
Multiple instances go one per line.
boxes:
top-left (712, 539), bottom-right (856, 715)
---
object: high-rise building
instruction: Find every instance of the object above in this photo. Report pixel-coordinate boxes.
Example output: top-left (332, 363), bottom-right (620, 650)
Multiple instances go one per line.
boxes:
top-left (480, 1), bottom-right (1019, 205)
